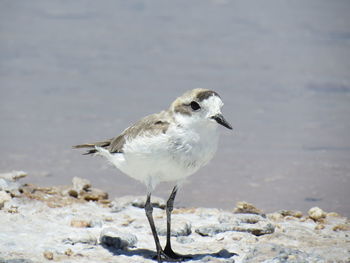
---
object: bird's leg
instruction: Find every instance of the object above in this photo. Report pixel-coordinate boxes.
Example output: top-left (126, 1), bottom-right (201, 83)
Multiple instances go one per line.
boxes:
top-left (145, 192), bottom-right (184, 262)
top-left (163, 186), bottom-right (182, 259)
top-left (145, 193), bottom-right (163, 262)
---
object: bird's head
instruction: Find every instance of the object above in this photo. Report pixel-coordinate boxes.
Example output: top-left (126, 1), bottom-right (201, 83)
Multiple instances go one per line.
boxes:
top-left (170, 89), bottom-right (232, 130)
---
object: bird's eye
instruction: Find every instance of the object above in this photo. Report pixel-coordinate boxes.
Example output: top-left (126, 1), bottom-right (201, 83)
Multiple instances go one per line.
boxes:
top-left (190, 101), bottom-right (201, 111)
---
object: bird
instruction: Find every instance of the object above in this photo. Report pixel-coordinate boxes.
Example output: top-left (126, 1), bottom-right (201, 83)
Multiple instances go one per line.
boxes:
top-left (73, 88), bottom-right (232, 262)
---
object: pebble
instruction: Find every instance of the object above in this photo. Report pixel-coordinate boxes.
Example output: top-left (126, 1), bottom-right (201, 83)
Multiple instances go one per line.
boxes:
top-left (267, 212), bottom-right (284, 221)
top-left (0, 171), bottom-right (27, 181)
top-left (327, 212), bottom-right (341, 217)
top-left (176, 236), bottom-right (194, 244)
top-left (234, 201), bottom-right (263, 215)
top-left (279, 210), bottom-right (303, 218)
top-left (215, 249), bottom-right (237, 259)
top-left (308, 207), bottom-right (326, 221)
top-left (315, 224), bottom-right (325, 230)
top-left (0, 190), bottom-right (11, 209)
top-left (81, 188), bottom-right (108, 201)
top-left (99, 227), bottom-right (137, 249)
top-left (157, 221), bottom-right (192, 237)
top-left (0, 172), bottom-right (27, 198)
top-left (131, 195), bottom-right (166, 209)
top-left (65, 248), bottom-right (74, 256)
top-left (111, 195), bottom-right (166, 212)
top-left (196, 221), bottom-right (275, 237)
top-left (333, 224), bottom-right (350, 231)
top-left (62, 234), bottom-right (98, 245)
top-left (0, 176), bottom-right (349, 263)
top-left (0, 179), bottom-right (20, 195)
top-left (43, 251), bottom-right (54, 260)
top-left (121, 215), bottom-right (135, 226)
top-left (68, 189), bottom-right (79, 198)
top-left (219, 213), bottom-right (265, 224)
top-left (70, 219), bottom-right (91, 228)
top-left (72, 177), bottom-right (91, 192)
top-left (6, 205), bottom-right (19, 214)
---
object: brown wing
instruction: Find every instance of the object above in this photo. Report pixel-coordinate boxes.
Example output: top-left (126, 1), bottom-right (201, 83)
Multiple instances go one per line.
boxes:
top-left (73, 111), bottom-right (171, 155)
top-left (72, 139), bottom-right (113, 155)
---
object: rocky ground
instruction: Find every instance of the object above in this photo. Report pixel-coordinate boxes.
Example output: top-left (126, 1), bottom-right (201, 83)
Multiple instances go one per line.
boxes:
top-left (0, 171), bottom-right (349, 263)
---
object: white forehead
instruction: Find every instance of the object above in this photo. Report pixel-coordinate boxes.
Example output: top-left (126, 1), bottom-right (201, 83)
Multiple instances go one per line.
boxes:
top-left (201, 95), bottom-right (224, 113)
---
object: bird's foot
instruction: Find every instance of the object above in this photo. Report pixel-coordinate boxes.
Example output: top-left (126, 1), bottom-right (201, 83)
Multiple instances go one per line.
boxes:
top-left (154, 248), bottom-right (191, 262)
top-left (164, 245), bottom-right (192, 262)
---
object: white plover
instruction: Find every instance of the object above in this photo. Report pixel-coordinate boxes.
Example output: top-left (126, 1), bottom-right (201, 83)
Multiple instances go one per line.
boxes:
top-left (73, 89), bottom-right (232, 262)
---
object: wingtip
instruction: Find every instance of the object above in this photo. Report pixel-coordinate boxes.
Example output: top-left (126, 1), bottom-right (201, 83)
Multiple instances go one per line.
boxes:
top-left (72, 144), bottom-right (94, 149)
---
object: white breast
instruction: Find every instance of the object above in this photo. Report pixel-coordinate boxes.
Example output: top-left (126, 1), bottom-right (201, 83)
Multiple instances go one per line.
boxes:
top-left (167, 123), bottom-right (219, 176)
top-left (99, 123), bottom-right (219, 191)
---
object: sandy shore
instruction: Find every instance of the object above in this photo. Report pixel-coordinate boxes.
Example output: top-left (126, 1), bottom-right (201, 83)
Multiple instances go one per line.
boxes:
top-left (1, 171), bottom-right (349, 263)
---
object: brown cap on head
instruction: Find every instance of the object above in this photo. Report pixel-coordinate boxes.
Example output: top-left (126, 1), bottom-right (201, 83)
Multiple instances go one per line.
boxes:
top-left (170, 89), bottom-right (220, 115)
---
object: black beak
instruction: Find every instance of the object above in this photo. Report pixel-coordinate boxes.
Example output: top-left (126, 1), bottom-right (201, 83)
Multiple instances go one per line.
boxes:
top-left (211, 114), bottom-right (233, 130)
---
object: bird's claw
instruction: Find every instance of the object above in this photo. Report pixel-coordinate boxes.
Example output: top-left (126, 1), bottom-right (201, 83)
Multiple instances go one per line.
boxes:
top-left (154, 249), bottom-right (191, 262)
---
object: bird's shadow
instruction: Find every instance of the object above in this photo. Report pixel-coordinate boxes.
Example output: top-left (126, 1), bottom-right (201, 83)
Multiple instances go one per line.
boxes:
top-left (102, 244), bottom-right (238, 261)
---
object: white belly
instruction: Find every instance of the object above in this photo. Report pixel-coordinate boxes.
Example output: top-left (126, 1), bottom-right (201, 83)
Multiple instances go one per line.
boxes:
top-left (97, 125), bottom-right (219, 191)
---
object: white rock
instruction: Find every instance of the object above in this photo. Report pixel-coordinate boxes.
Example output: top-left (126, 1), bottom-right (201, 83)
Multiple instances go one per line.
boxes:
top-left (0, 190), bottom-right (11, 209)
top-left (0, 179), bottom-right (9, 191)
top-left (308, 207), bottom-right (326, 221)
top-left (0, 192), bottom-right (349, 263)
top-left (62, 233), bottom-right (98, 245)
top-left (157, 221), bottom-right (192, 237)
top-left (176, 236), bottom-right (194, 244)
top-left (195, 220), bottom-right (275, 237)
top-left (72, 177), bottom-right (91, 192)
top-left (100, 227), bottom-right (137, 249)
top-left (111, 195), bottom-right (166, 212)
top-left (0, 170), bottom-right (27, 181)
top-left (0, 178), bottom-right (20, 193)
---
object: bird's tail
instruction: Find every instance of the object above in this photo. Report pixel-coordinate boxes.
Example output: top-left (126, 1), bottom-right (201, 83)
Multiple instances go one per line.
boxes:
top-left (72, 139), bottom-right (112, 155)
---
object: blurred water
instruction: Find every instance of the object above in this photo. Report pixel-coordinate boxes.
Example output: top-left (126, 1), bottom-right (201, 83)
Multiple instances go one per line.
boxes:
top-left (1, 0), bottom-right (350, 216)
